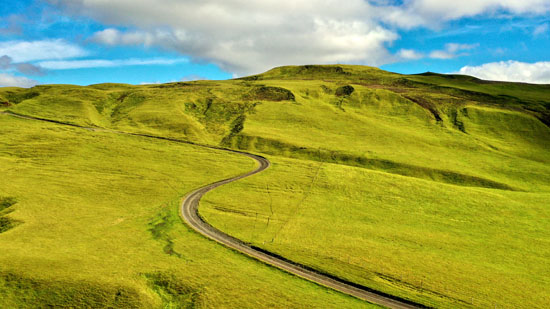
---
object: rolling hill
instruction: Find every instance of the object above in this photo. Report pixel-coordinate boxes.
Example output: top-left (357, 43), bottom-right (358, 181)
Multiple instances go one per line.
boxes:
top-left (1, 65), bottom-right (549, 308)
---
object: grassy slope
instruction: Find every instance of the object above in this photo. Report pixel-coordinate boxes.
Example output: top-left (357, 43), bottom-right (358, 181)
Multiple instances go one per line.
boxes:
top-left (209, 67), bottom-right (550, 307)
top-left (232, 80), bottom-right (549, 191)
top-left (0, 114), bottom-right (367, 308)
top-left (201, 155), bottom-right (550, 308)
top-left (1, 64), bottom-right (549, 307)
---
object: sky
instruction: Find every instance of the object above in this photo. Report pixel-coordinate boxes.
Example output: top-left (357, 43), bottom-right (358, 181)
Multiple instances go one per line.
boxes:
top-left (0, 0), bottom-right (549, 87)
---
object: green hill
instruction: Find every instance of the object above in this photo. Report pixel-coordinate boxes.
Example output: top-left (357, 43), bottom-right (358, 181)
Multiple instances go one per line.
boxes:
top-left (1, 65), bottom-right (549, 308)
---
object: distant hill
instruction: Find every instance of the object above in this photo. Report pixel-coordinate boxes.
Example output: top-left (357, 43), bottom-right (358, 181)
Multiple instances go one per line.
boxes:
top-left (2, 65), bottom-right (548, 191)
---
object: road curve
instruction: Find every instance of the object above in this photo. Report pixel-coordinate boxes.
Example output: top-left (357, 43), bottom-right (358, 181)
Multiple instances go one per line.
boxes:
top-left (1, 110), bottom-right (422, 308)
top-left (180, 153), bottom-right (422, 309)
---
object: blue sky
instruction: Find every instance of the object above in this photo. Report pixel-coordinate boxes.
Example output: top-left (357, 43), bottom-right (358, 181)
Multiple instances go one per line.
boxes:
top-left (1, 0), bottom-right (549, 87)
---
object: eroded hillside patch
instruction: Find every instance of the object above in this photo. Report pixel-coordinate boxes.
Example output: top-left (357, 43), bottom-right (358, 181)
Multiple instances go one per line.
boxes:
top-left (0, 197), bottom-right (19, 234)
top-left (245, 86), bottom-right (295, 101)
top-left (148, 205), bottom-right (182, 258)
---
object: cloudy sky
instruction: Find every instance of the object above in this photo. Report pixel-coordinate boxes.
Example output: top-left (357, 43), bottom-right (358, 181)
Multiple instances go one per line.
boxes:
top-left (1, 0), bottom-right (549, 87)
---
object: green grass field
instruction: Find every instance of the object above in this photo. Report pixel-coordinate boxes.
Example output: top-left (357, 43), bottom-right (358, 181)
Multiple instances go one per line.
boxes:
top-left (0, 114), bottom-right (368, 308)
top-left (201, 155), bottom-right (550, 308)
top-left (1, 64), bottom-right (549, 308)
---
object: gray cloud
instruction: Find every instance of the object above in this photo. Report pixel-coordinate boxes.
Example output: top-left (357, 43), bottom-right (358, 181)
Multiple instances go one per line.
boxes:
top-left (0, 15), bottom-right (23, 35)
top-left (48, 0), bottom-right (550, 75)
top-left (57, 0), bottom-right (399, 75)
top-left (15, 63), bottom-right (45, 76)
top-left (0, 55), bottom-right (11, 69)
top-left (0, 55), bottom-right (45, 76)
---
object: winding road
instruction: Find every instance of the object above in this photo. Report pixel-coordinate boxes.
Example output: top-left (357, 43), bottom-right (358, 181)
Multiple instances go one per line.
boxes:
top-left (180, 153), bottom-right (422, 309)
top-left (2, 110), bottom-right (422, 309)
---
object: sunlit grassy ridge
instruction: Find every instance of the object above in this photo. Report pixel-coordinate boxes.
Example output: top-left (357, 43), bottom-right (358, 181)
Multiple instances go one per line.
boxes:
top-left (1, 64), bottom-right (549, 307)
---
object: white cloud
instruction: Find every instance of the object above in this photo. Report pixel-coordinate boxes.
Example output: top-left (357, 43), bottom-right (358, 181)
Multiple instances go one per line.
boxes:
top-left (457, 60), bottom-right (550, 84)
top-left (381, 0), bottom-right (550, 28)
top-left (397, 49), bottom-right (424, 60)
top-left (533, 23), bottom-right (549, 36)
top-left (0, 73), bottom-right (39, 88)
top-left (429, 51), bottom-right (454, 60)
top-left (491, 47), bottom-right (508, 55)
top-left (0, 39), bottom-right (88, 63)
top-left (429, 43), bottom-right (478, 59)
top-left (52, 0), bottom-right (399, 75)
top-left (38, 58), bottom-right (188, 70)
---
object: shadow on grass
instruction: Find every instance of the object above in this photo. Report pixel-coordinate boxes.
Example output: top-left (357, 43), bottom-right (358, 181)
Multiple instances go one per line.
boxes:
top-left (0, 272), bottom-right (143, 308)
top-left (226, 135), bottom-right (517, 191)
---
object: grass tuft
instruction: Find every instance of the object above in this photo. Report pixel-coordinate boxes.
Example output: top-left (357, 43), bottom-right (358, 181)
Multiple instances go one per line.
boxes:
top-left (145, 272), bottom-right (200, 308)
